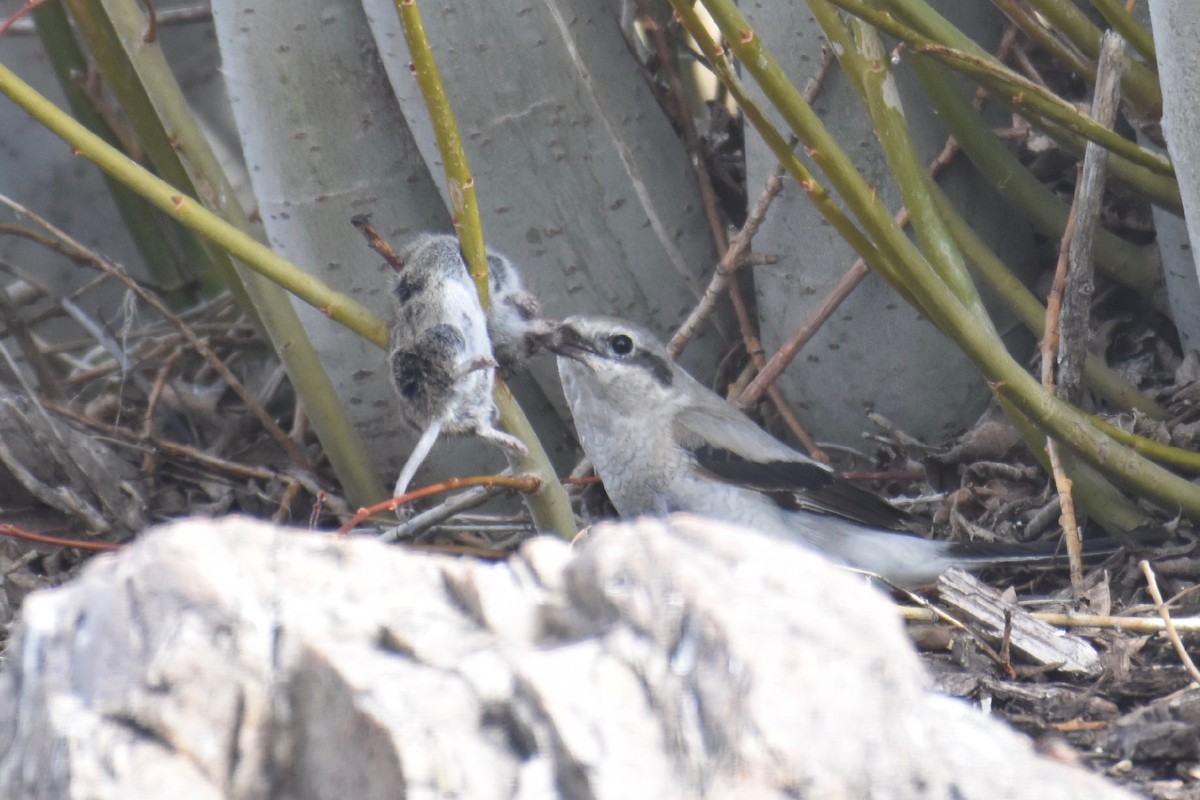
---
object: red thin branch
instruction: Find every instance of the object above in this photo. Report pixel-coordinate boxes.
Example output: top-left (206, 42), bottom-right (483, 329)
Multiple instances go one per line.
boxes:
top-left (0, 524), bottom-right (122, 552)
top-left (337, 473), bottom-right (542, 535)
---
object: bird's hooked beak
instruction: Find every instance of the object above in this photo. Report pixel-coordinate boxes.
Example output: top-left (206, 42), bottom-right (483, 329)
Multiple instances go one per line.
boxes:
top-left (526, 320), bottom-right (595, 363)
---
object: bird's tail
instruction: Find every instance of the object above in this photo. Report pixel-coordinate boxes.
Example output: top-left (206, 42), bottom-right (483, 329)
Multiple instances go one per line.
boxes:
top-left (941, 526), bottom-right (1166, 570)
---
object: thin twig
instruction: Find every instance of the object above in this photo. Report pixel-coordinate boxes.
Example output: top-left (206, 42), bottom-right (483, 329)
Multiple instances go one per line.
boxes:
top-left (732, 18), bottom-right (1010, 413)
top-left (0, 0), bottom-right (50, 36)
top-left (1042, 185), bottom-right (1085, 596)
top-left (635, 0), bottom-right (728, 255)
top-left (139, 0), bottom-right (158, 43)
top-left (1010, 43), bottom-right (1050, 89)
top-left (43, 398), bottom-right (318, 487)
top-left (0, 523), bottom-right (122, 552)
top-left (272, 478), bottom-right (306, 525)
top-left (281, 468), bottom-right (352, 519)
top-left (0, 195), bottom-right (319, 475)
top-left (857, 567), bottom-right (1017, 675)
top-left (0, 263), bottom-right (62, 399)
top-left (673, 48), bottom-right (838, 456)
top-left (0, 222), bottom-right (92, 258)
top-left (1139, 560), bottom-right (1200, 686)
top-left (0, 332), bottom-right (56, 431)
top-left (670, 171), bottom-right (782, 357)
top-left (898, 603), bottom-right (1200, 634)
top-left (2, 550), bottom-right (39, 577)
top-left (139, 346), bottom-right (182, 484)
top-left (351, 215), bottom-right (406, 273)
top-left (0, 399), bottom-right (110, 531)
top-left (336, 473), bottom-right (542, 535)
top-left (2, 1), bottom-right (209, 34)
top-left (1058, 32), bottom-right (1125, 404)
top-left (735, 136), bottom-right (947, 411)
top-left (736, 258), bottom-right (870, 413)
top-left (380, 483), bottom-right (499, 543)
top-left (289, 397), bottom-right (310, 443)
top-left (724, 266), bottom-right (825, 454)
top-left (670, 48), bottom-right (837, 358)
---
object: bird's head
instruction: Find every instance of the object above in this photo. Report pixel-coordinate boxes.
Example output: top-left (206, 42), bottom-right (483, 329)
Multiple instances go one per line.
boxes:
top-left (542, 315), bottom-right (679, 415)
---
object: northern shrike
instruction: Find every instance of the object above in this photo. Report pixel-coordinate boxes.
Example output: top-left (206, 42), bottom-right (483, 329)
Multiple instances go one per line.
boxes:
top-left (547, 315), bottom-right (1105, 586)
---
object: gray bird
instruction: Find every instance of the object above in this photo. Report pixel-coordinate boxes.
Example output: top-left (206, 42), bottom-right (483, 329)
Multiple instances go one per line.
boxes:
top-left (546, 314), bottom-right (1117, 586)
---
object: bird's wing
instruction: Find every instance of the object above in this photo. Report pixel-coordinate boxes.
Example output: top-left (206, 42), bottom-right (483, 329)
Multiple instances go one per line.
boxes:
top-left (672, 403), bottom-right (916, 532)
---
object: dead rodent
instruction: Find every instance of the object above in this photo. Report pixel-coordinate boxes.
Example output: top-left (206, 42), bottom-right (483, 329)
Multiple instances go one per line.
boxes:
top-left (378, 232), bottom-right (529, 500)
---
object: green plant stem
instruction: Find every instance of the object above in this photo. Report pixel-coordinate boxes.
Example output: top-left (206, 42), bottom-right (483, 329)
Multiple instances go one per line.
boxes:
top-left (910, 53), bottom-right (1163, 301)
top-left (698, 0), bottom-right (1200, 520)
top-left (820, 0), bottom-right (1177, 206)
top-left (392, 0), bottom-right (576, 540)
top-left (1025, 114), bottom-right (1179, 216)
top-left (64, 0), bottom-right (247, 300)
top-left (493, 381), bottom-right (574, 534)
top-left (1088, 416), bottom-right (1200, 474)
top-left (671, 3), bottom-right (888, 280)
top-left (847, 0), bottom-right (1177, 211)
top-left (0, 64), bottom-right (386, 352)
top-left (1023, 0), bottom-right (1161, 115)
top-left (63, 0), bottom-right (389, 508)
top-left (692, 0), bottom-right (976, 328)
top-left (917, 44), bottom-right (1172, 180)
top-left (806, 0), bottom-right (865, 91)
top-left (805, 0), bottom-right (921, 290)
top-left (392, 0), bottom-right (489, 307)
top-left (31, 0), bottom-right (189, 296)
top-left (812, 0), bottom-right (1162, 417)
top-left (0, 60), bottom-right (391, 506)
top-left (998, 395), bottom-right (1147, 535)
top-left (979, 322), bottom-right (1200, 521)
top-left (0, 59), bottom-right (386, 506)
top-left (850, 17), bottom-right (990, 328)
top-left (921, 222), bottom-right (1200, 520)
top-left (1088, 0), bottom-right (1156, 64)
top-left (989, 0), bottom-right (1099, 81)
top-left (884, 0), bottom-right (1160, 120)
top-left (929, 185), bottom-right (1165, 419)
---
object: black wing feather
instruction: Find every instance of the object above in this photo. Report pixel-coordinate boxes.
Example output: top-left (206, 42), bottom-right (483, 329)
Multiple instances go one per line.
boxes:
top-left (690, 444), bottom-right (916, 532)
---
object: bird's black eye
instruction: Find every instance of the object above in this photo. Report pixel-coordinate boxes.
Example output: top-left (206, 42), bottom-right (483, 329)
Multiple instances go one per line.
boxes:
top-left (608, 334), bottom-right (634, 356)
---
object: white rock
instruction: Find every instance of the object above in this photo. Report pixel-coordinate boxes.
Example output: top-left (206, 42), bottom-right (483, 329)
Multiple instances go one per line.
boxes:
top-left (0, 514), bottom-right (1134, 799)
